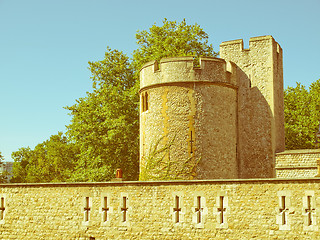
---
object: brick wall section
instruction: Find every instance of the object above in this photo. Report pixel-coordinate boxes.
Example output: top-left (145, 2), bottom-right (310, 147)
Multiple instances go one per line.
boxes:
top-left (276, 149), bottom-right (320, 178)
top-left (1, 179), bottom-right (320, 239)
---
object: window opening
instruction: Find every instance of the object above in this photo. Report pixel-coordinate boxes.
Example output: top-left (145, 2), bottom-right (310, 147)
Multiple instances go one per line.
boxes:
top-left (218, 196), bottom-right (226, 224)
top-left (173, 196), bottom-right (182, 223)
top-left (305, 196), bottom-right (315, 226)
top-left (102, 197), bottom-right (109, 222)
top-left (0, 197), bottom-right (4, 220)
top-left (145, 92), bottom-right (148, 111)
top-left (189, 131), bottom-right (194, 154)
top-left (279, 196), bottom-right (288, 225)
top-left (121, 196), bottom-right (128, 222)
top-left (84, 197), bottom-right (91, 222)
top-left (195, 196), bottom-right (203, 224)
top-left (142, 92), bottom-right (149, 112)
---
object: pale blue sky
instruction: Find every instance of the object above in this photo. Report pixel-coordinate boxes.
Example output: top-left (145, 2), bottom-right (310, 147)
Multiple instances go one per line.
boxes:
top-left (0, 0), bottom-right (319, 161)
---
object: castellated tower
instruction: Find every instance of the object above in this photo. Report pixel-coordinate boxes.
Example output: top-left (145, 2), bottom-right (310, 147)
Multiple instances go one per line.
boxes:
top-left (220, 35), bottom-right (285, 178)
top-left (139, 57), bottom-right (238, 180)
top-left (139, 35), bottom-right (284, 180)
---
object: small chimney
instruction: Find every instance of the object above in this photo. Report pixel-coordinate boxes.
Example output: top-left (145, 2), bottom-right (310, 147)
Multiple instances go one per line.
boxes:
top-left (116, 168), bottom-right (123, 179)
top-left (111, 168), bottom-right (123, 182)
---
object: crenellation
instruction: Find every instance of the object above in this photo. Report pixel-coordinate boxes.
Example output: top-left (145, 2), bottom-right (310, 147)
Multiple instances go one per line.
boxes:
top-left (219, 39), bottom-right (244, 51)
top-left (140, 56), bottom-right (237, 91)
top-left (141, 35), bottom-right (284, 180)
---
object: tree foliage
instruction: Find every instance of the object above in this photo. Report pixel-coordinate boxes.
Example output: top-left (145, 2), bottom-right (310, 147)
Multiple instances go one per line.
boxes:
top-left (65, 49), bottom-right (139, 181)
top-left (284, 79), bottom-right (320, 149)
top-left (64, 19), bottom-right (216, 181)
top-left (12, 19), bottom-right (217, 182)
top-left (133, 19), bottom-right (218, 71)
top-left (11, 133), bottom-right (79, 183)
top-left (0, 152), bottom-right (9, 183)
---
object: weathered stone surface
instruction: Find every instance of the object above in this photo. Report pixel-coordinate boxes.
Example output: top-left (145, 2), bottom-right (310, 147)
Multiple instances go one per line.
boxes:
top-left (140, 36), bottom-right (285, 180)
top-left (276, 149), bottom-right (320, 178)
top-left (220, 35), bottom-right (285, 179)
top-left (3, 36), bottom-right (315, 239)
top-left (140, 57), bottom-right (238, 180)
top-left (1, 179), bottom-right (320, 239)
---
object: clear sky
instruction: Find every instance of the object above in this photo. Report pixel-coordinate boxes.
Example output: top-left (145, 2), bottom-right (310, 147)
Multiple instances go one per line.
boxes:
top-left (0, 0), bottom-right (319, 162)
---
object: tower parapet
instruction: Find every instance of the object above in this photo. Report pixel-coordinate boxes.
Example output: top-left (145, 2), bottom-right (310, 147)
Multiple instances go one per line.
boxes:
top-left (140, 56), bottom-right (237, 91)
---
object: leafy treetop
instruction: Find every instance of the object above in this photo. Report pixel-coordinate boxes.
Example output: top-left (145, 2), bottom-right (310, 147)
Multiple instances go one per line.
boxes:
top-left (11, 19), bottom-right (218, 182)
top-left (133, 19), bottom-right (218, 71)
top-left (284, 79), bottom-right (320, 149)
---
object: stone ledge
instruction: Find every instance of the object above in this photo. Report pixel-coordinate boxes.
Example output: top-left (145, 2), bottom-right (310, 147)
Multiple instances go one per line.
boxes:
top-left (220, 39), bottom-right (243, 46)
top-left (3, 177), bottom-right (320, 188)
top-left (139, 80), bottom-right (238, 93)
top-left (276, 149), bottom-right (320, 155)
top-left (275, 166), bottom-right (317, 170)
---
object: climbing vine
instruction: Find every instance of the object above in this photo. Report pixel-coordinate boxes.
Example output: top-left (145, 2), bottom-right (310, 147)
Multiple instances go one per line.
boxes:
top-left (139, 134), bottom-right (200, 181)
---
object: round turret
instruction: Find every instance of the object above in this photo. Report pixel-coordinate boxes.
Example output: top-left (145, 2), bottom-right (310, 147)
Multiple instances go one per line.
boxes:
top-left (139, 56), bottom-right (238, 180)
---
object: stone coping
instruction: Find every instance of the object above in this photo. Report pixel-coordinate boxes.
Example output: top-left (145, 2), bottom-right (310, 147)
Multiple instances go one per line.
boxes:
top-left (275, 166), bottom-right (318, 169)
top-left (139, 80), bottom-right (238, 93)
top-left (220, 35), bottom-right (273, 47)
top-left (139, 56), bottom-right (224, 72)
top-left (1, 177), bottom-right (320, 188)
top-left (276, 149), bottom-right (320, 155)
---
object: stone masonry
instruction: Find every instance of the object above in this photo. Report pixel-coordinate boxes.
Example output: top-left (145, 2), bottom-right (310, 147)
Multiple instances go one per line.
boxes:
top-left (1, 36), bottom-right (318, 239)
top-left (140, 36), bottom-right (285, 180)
top-left (276, 149), bottom-right (320, 178)
top-left (1, 179), bottom-right (320, 239)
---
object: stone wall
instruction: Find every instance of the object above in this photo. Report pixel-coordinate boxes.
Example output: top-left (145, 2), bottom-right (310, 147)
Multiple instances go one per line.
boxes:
top-left (276, 149), bottom-right (320, 178)
top-left (220, 36), bottom-right (285, 179)
top-left (139, 57), bottom-right (238, 180)
top-left (139, 36), bottom-right (285, 180)
top-left (1, 179), bottom-right (320, 239)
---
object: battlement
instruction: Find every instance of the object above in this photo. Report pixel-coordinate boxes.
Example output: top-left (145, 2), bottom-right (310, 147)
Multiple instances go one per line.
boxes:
top-left (140, 56), bottom-right (237, 90)
top-left (139, 35), bottom-right (284, 181)
top-left (220, 35), bottom-right (282, 54)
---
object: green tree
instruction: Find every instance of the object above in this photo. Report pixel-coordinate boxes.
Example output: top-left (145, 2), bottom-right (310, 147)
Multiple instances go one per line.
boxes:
top-left (11, 133), bottom-right (79, 183)
top-left (284, 79), bottom-right (320, 149)
top-left (133, 18), bottom-right (218, 71)
top-left (0, 152), bottom-right (9, 183)
top-left (11, 147), bottom-right (31, 183)
top-left (65, 19), bottom-right (217, 182)
top-left (11, 19), bottom-right (217, 182)
top-left (65, 49), bottom-right (139, 181)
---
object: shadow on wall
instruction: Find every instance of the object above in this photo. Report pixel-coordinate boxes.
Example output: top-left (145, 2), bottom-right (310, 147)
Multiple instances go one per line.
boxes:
top-left (236, 66), bottom-right (275, 178)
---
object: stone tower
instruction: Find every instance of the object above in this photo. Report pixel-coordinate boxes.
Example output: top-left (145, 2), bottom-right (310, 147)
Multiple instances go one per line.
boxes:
top-left (220, 35), bottom-right (285, 178)
top-left (139, 35), bottom-right (284, 180)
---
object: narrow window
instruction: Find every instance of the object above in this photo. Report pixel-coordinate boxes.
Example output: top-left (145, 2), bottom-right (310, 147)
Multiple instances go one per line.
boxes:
top-left (145, 92), bottom-right (148, 111)
top-left (277, 191), bottom-right (291, 230)
top-left (142, 94), bottom-right (145, 112)
top-left (195, 196), bottom-right (203, 224)
top-left (102, 197), bottom-right (109, 222)
top-left (0, 197), bottom-right (5, 220)
top-left (173, 196), bottom-right (182, 223)
top-left (279, 196), bottom-right (288, 225)
top-left (305, 196), bottom-right (315, 226)
top-left (141, 92), bottom-right (149, 112)
top-left (121, 196), bottom-right (128, 222)
top-left (189, 130), bottom-right (194, 154)
top-left (84, 197), bottom-right (90, 222)
top-left (217, 196), bottom-right (226, 224)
